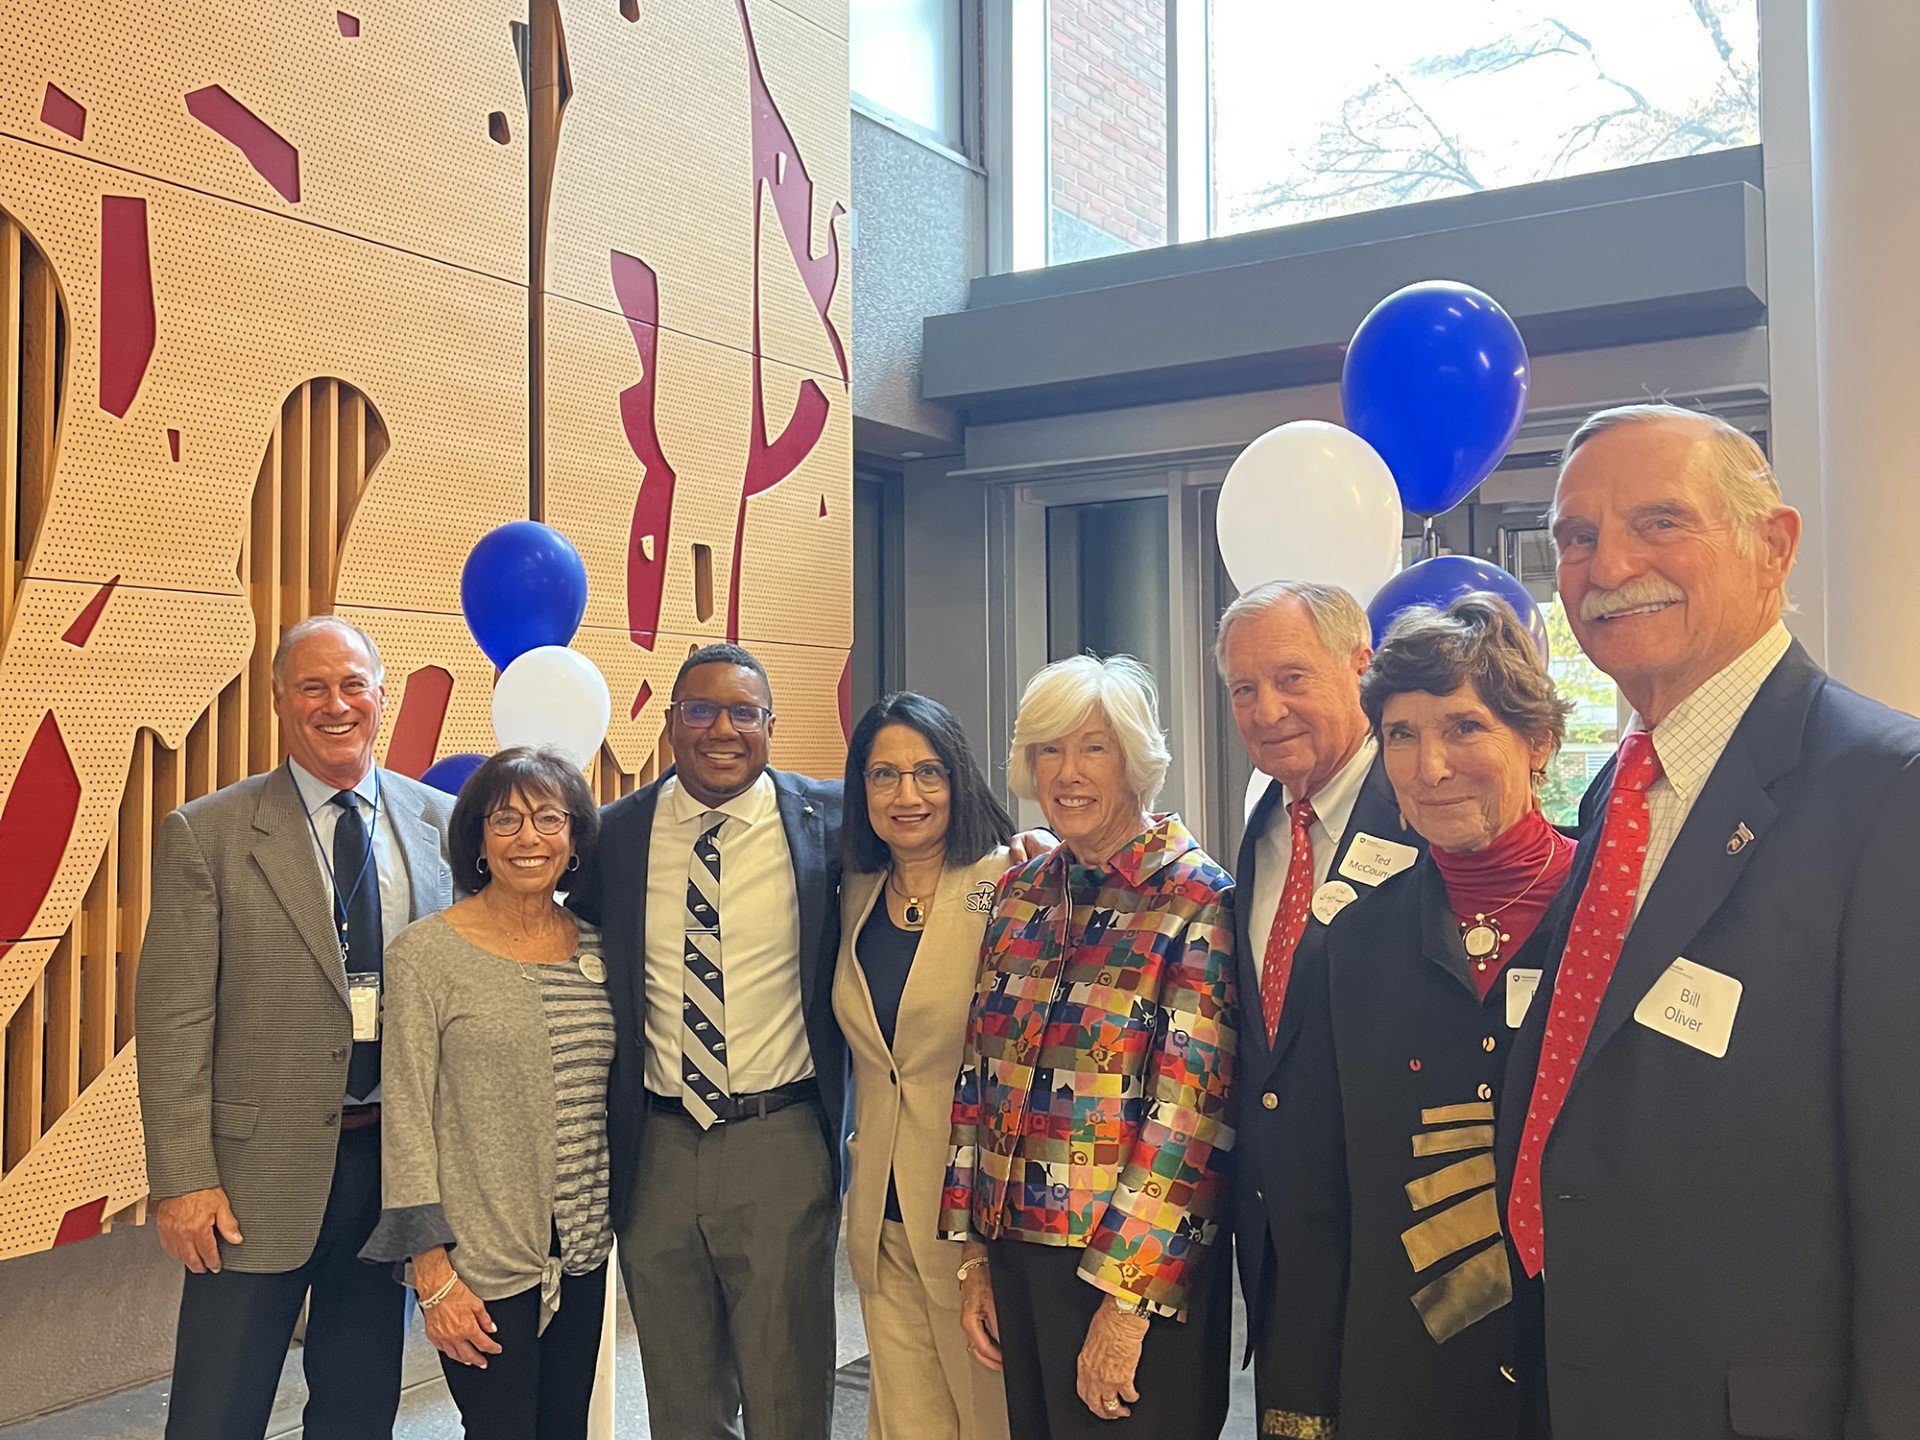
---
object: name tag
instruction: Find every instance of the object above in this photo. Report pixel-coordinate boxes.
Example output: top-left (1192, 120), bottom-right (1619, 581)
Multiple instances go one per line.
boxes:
top-left (1338, 832), bottom-right (1420, 888)
top-left (1311, 880), bottom-right (1359, 925)
top-left (1506, 967), bottom-right (1542, 1029)
top-left (347, 972), bottom-right (382, 1042)
top-left (1633, 957), bottom-right (1742, 1058)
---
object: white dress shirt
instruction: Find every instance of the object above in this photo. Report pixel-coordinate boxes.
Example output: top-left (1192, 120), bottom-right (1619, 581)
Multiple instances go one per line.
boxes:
top-left (1627, 621), bottom-right (1792, 920)
top-left (643, 772), bottom-right (811, 1098)
top-left (1249, 737), bottom-right (1379, 979)
top-left (287, 757), bottom-right (412, 1103)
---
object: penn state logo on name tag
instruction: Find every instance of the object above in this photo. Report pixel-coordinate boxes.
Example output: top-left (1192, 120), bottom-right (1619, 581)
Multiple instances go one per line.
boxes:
top-left (1506, 967), bottom-right (1543, 1029)
top-left (1311, 881), bottom-right (1358, 925)
top-left (1338, 832), bottom-right (1420, 888)
top-left (578, 953), bottom-right (607, 984)
top-left (1633, 957), bottom-right (1742, 1058)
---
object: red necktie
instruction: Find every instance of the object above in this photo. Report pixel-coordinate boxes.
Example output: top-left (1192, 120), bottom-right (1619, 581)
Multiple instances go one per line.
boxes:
top-left (1259, 799), bottom-right (1317, 1043)
top-left (1509, 732), bottom-right (1664, 1277)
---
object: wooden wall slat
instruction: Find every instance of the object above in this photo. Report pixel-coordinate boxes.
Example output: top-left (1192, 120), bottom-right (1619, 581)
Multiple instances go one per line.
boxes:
top-left (42, 929), bottom-right (80, 1127)
top-left (1, 216), bottom-right (20, 640)
top-left (4, 979), bottom-right (43, 1171)
top-left (17, 247), bottom-right (56, 566)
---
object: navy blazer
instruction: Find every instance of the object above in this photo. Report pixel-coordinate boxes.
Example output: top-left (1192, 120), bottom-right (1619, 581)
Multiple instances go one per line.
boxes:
top-left (568, 767), bottom-right (847, 1222)
top-left (1233, 754), bottom-right (1427, 1352)
top-left (1496, 642), bottom-right (1920, 1440)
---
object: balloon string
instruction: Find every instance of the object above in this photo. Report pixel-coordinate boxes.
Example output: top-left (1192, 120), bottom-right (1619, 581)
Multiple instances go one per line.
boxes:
top-left (1421, 517), bottom-right (1439, 560)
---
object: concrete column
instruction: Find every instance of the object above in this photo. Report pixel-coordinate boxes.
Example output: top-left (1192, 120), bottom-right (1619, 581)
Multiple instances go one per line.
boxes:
top-left (1811, 0), bottom-right (1920, 713)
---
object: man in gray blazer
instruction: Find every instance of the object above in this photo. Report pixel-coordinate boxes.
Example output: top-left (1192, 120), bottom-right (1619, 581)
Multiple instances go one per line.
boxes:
top-left (137, 616), bottom-right (455, 1440)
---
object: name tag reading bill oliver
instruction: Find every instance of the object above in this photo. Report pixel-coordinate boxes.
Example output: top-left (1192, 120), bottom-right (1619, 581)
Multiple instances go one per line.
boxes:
top-left (1633, 957), bottom-right (1743, 1058)
top-left (1338, 832), bottom-right (1420, 888)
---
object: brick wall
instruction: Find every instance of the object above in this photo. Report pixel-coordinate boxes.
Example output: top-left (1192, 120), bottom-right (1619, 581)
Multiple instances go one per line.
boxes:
top-left (1049, 0), bottom-right (1166, 257)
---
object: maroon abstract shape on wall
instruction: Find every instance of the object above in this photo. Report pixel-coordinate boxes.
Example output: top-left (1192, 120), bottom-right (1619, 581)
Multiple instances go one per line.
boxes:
top-left (728, 374), bottom-right (826, 640)
top-left (336, 11), bottom-right (361, 37)
top-left (612, 250), bottom-right (679, 651)
top-left (186, 86), bottom-right (301, 203)
top-left (167, 428), bottom-right (181, 461)
top-left (630, 678), bottom-right (653, 721)
top-left (0, 713), bottom-right (82, 944)
top-left (53, 1197), bottom-right (108, 1247)
top-left (99, 197), bottom-right (155, 419)
top-left (837, 655), bottom-right (851, 742)
top-left (40, 83), bottom-right (86, 140)
top-left (385, 666), bottom-right (454, 779)
top-left (61, 577), bottom-right (120, 648)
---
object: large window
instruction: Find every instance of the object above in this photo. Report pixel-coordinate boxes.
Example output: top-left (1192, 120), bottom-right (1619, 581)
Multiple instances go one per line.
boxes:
top-left (851, 0), bottom-right (965, 151)
top-left (1004, 0), bottom-right (1758, 266)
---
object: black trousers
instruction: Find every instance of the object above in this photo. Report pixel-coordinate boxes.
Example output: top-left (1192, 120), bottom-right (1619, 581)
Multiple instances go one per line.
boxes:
top-left (165, 1125), bottom-right (405, 1440)
top-left (989, 1239), bottom-right (1230, 1440)
top-left (440, 1262), bottom-right (608, 1440)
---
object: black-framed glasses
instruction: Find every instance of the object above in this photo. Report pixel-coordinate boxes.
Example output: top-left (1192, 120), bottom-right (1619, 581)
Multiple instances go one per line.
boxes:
top-left (671, 700), bottom-right (772, 733)
top-left (865, 762), bottom-right (950, 794)
top-left (485, 808), bottom-right (572, 837)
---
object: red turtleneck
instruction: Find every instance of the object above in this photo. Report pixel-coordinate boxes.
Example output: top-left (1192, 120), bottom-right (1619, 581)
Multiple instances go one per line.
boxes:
top-left (1429, 808), bottom-right (1576, 999)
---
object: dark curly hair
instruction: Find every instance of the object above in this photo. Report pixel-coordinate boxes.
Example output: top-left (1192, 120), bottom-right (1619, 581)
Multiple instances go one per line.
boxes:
top-left (1360, 592), bottom-right (1572, 751)
top-left (449, 747), bottom-right (601, 895)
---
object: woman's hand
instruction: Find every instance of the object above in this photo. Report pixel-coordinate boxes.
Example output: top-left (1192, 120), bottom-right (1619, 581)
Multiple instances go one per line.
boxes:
top-left (1077, 1302), bottom-right (1149, 1420)
top-left (957, 1243), bottom-right (1003, 1371)
top-left (415, 1247), bottom-right (502, 1368)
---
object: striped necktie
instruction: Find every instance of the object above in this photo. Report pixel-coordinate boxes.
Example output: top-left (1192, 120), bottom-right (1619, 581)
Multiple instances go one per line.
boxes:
top-left (680, 812), bottom-right (730, 1128)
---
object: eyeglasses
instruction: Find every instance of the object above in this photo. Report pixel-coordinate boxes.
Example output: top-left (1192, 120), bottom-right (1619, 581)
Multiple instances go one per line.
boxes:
top-left (485, 808), bottom-right (572, 837)
top-left (671, 700), bottom-right (772, 733)
top-left (865, 762), bottom-right (950, 794)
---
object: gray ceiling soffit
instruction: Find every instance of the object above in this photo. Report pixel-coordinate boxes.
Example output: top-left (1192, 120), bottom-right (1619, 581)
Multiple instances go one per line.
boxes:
top-left (922, 180), bottom-right (1766, 424)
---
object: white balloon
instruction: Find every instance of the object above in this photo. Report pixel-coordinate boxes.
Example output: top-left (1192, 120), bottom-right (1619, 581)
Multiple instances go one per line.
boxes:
top-left (491, 645), bottom-right (612, 768)
top-left (1215, 420), bottom-right (1404, 603)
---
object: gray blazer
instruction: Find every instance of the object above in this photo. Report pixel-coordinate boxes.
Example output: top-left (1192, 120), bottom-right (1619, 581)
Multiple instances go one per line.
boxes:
top-left (136, 764), bottom-right (454, 1274)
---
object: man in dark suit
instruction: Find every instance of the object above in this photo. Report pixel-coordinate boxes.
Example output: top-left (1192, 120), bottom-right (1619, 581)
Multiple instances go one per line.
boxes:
top-left (1215, 580), bottom-right (1427, 1430)
top-left (1498, 404), bottom-right (1920, 1439)
top-left (137, 616), bottom-right (455, 1439)
top-left (568, 643), bottom-right (846, 1440)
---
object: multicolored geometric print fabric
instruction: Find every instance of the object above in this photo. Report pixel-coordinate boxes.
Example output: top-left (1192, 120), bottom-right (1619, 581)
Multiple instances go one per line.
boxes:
top-left (940, 815), bottom-right (1237, 1319)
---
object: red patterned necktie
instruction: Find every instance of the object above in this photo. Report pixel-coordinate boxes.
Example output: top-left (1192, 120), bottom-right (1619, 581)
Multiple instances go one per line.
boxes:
top-left (1259, 798), bottom-right (1317, 1043)
top-left (1509, 731), bottom-right (1664, 1277)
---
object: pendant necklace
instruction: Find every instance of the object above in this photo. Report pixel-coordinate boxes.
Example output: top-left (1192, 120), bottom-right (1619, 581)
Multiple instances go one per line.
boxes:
top-left (888, 868), bottom-right (930, 928)
top-left (1460, 843), bottom-right (1557, 972)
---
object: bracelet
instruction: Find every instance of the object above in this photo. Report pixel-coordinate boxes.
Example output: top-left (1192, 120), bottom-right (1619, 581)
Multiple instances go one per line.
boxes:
top-left (418, 1273), bottom-right (459, 1310)
top-left (955, 1256), bottom-right (990, 1283)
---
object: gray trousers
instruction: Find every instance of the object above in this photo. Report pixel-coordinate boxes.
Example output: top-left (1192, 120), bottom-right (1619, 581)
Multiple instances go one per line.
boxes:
top-left (617, 1099), bottom-right (838, 1440)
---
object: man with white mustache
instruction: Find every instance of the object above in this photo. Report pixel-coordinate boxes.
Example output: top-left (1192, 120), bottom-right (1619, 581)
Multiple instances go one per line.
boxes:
top-left (1496, 404), bottom-right (1920, 1440)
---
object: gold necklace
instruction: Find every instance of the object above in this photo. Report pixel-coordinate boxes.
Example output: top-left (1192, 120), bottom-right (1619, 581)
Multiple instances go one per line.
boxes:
top-left (1460, 843), bottom-right (1557, 972)
top-left (887, 867), bottom-right (932, 928)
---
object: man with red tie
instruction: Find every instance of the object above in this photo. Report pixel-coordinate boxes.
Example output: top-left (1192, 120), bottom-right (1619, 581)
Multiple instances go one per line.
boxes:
top-left (1499, 404), bottom-right (1920, 1439)
top-left (1216, 580), bottom-right (1427, 1429)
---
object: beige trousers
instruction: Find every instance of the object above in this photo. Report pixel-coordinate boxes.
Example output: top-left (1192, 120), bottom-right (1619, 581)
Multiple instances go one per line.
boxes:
top-left (861, 1220), bottom-right (1010, 1440)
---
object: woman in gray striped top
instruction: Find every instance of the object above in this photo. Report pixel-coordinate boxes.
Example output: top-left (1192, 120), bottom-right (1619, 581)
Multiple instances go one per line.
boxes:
top-left (363, 747), bottom-right (615, 1440)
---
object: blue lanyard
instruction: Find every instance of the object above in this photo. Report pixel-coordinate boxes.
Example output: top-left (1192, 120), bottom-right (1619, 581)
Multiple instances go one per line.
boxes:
top-left (291, 760), bottom-right (381, 954)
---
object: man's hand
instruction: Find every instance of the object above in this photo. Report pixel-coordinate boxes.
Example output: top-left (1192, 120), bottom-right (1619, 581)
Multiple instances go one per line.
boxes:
top-left (155, 1187), bottom-right (243, 1273)
top-left (957, 1242), bottom-right (1003, 1372)
top-left (1077, 1301), bottom-right (1149, 1420)
top-left (1008, 829), bottom-right (1058, 866)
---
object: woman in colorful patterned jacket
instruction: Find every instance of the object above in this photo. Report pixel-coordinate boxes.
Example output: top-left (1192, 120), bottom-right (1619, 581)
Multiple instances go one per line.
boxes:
top-left (941, 653), bottom-right (1237, 1440)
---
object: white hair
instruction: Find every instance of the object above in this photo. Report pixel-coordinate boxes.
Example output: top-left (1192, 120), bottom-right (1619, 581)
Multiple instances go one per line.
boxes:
top-left (1214, 580), bottom-right (1370, 673)
top-left (1006, 654), bottom-right (1171, 808)
top-left (272, 615), bottom-right (385, 690)
top-left (1556, 404), bottom-right (1782, 556)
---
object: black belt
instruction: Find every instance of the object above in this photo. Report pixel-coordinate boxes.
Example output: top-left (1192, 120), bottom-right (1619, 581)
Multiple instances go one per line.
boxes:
top-left (645, 1078), bottom-right (819, 1124)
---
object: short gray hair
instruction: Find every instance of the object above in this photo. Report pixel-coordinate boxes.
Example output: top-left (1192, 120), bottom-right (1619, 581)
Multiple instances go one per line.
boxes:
top-left (271, 615), bottom-right (385, 690)
top-left (1215, 581), bottom-right (1370, 674)
top-left (1007, 654), bottom-right (1172, 808)
top-left (1557, 404), bottom-right (1782, 556)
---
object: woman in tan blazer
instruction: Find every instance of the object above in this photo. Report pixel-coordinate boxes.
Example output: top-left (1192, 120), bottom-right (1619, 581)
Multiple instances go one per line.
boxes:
top-left (836, 693), bottom-right (1017, 1440)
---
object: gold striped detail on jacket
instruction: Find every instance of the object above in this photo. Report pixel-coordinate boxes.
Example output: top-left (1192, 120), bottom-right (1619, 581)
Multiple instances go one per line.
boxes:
top-left (1410, 1124), bottom-right (1493, 1157)
top-left (1419, 1101), bottom-right (1495, 1125)
top-left (1411, 1239), bottom-right (1514, 1343)
top-left (1400, 1187), bottom-right (1500, 1273)
top-left (1404, 1153), bottom-right (1496, 1212)
top-left (1260, 1409), bottom-right (1338, 1438)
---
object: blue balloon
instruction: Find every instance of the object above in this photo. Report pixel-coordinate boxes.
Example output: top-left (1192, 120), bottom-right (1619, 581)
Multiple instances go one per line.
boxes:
top-left (420, 752), bottom-right (489, 796)
top-left (460, 521), bottom-right (589, 670)
top-left (1342, 281), bottom-right (1530, 516)
top-left (1366, 556), bottom-right (1548, 661)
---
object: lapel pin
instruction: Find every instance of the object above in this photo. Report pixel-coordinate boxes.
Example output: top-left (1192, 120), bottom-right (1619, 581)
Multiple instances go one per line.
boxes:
top-left (1726, 822), bottom-right (1755, 856)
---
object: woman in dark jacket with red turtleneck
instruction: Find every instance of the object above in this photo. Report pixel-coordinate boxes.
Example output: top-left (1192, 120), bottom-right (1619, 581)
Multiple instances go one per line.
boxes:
top-left (1257, 594), bottom-right (1573, 1440)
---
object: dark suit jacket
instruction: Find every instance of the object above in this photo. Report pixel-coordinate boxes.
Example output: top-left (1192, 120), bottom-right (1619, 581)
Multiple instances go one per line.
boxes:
top-left (1495, 642), bottom-right (1920, 1440)
top-left (566, 766), bottom-right (846, 1222)
top-left (1233, 755), bottom-right (1428, 1351)
top-left (1263, 858), bottom-right (1567, 1440)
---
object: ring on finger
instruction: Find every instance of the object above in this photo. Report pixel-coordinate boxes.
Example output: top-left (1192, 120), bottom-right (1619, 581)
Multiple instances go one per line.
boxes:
top-left (1104, 1399), bottom-right (1120, 1413)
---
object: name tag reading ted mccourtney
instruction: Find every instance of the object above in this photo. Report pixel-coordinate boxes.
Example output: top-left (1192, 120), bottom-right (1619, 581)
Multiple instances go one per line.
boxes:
top-left (1338, 832), bottom-right (1420, 888)
top-left (1633, 957), bottom-right (1743, 1058)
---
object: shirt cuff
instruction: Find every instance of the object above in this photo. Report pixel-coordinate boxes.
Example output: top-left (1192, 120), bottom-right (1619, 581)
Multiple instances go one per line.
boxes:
top-left (358, 1204), bottom-right (455, 1266)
